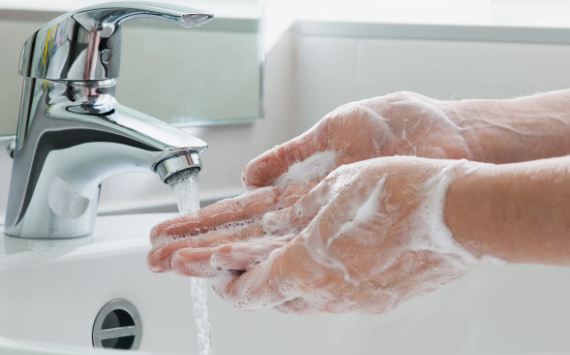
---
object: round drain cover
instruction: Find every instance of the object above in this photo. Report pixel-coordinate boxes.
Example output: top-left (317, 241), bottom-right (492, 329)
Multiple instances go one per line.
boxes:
top-left (93, 299), bottom-right (142, 350)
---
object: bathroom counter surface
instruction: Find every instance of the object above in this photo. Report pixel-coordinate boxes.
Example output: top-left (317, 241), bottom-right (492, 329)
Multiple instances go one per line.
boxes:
top-left (0, 213), bottom-right (177, 271)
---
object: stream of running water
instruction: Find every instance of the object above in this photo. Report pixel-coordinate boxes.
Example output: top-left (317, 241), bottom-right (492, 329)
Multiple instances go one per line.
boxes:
top-left (166, 168), bottom-right (212, 355)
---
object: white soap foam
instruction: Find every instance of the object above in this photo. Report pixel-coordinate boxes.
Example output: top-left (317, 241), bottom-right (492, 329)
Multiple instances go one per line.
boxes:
top-left (275, 150), bottom-right (339, 189)
top-left (411, 160), bottom-right (505, 266)
top-left (210, 246), bottom-right (298, 311)
top-left (327, 175), bottom-right (387, 249)
top-left (168, 156), bottom-right (506, 316)
top-left (272, 157), bottom-right (505, 314)
top-left (410, 160), bottom-right (479, 264)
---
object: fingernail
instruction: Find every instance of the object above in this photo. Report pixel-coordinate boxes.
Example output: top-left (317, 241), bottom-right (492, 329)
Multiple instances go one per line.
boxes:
top-left (176, 248), bottom-right (207, 260)
top-left (147, 249), bottom-right (169, 273)
top-left (172, 250), bottom-right (218, 278)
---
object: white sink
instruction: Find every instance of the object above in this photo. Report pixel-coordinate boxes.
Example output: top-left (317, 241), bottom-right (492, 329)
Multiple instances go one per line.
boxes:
top-left (0, 213), bottom-right (194, 355)
top-left (2, 213), bottom-right (570, 355)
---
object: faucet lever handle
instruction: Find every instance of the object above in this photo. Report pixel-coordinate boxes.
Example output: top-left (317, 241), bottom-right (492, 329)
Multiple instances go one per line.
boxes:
top-left (74, 2), bottom-right (214, 28)
top-left (18, 1), bottom-right (214, 81)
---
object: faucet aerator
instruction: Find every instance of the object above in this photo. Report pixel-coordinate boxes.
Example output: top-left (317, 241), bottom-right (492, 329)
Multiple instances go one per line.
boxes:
top-left (155, 152), bottom-right (202, 183)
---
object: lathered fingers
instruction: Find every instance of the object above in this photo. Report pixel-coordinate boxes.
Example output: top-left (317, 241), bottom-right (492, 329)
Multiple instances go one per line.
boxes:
top-left (148, 222), bottom-right (265, 273)
top-left (151, 187), bottom-right (280, 246)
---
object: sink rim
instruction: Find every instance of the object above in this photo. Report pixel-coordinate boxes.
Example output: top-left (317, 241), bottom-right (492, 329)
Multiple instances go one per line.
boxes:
top-left (0, 335), bottom-right (163, 355)
top-left (0, 213), bottom-right (177, 272)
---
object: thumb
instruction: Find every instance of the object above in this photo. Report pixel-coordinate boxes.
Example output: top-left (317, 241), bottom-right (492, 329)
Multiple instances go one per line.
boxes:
top-left (241, 118), bottom-right (329, 190)
top-left (214, 240), bottom-right (308, 311)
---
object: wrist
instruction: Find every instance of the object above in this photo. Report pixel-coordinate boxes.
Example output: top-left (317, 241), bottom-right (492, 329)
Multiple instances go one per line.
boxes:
top-left (444, 156), bottom-right (570, 266)
top-left (443, 161), bottom-right (503, 261)
top-left (416, 159), bottom-right (503, 267)
top-left (443, 100), bottom-right (504, 163)
top-left (442, 91), bottom-right (570, 164)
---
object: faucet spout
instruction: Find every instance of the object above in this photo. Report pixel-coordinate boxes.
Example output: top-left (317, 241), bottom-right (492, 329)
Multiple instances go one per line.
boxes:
top-left (5, 79), bottom-right (207, 239)
top-left (6, 2), bottom-right (213, 239)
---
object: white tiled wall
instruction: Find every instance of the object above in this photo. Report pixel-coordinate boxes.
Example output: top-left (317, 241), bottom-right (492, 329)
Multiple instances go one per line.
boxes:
top-left (293, 36), bottom-right (570, 134)
top-left (293, 37), bottom-right (360, 135)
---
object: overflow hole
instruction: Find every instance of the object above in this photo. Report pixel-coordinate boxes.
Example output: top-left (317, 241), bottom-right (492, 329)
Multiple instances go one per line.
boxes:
top-left (93, 299), bottom-right (142, 350)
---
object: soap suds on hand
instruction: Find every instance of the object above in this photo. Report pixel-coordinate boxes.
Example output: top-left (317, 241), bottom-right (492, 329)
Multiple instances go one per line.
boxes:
top-left (411, 160), bottom-right (505, 266)
top-left (275, 150), bottom-right (339, 189)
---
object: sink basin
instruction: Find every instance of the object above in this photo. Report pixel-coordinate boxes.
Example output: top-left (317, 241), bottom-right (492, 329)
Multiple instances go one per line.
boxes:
top-left (2, 213), bottom-right (570, 355)
top-left (0, 213), bottom-right (195, 354)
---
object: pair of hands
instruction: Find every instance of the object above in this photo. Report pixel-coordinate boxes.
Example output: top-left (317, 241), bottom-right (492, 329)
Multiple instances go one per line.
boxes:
top-left (148, 92), bottom-right (490, 314)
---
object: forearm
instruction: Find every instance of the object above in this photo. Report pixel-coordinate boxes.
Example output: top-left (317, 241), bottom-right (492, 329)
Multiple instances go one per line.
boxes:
top-left (445, 156), bottom-right (570, 265)
top-left (445, 89), bottom-right (570, 164)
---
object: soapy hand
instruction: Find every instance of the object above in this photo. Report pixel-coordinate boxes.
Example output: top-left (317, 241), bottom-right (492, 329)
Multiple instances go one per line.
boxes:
top-left (242, 92), bottom-right (472, 198)
top-left (150, 92), bottom-right (472, 248)
top-left (147, 89), bottom-right (570, 314)
top-left (150, 157), bottom-right (497, 314)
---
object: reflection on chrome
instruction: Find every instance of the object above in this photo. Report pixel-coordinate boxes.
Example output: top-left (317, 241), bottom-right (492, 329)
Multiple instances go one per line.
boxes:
top-left (5, 2), bottom-right (212, 239)
top-left (19, 2), bottom-right (213, 81)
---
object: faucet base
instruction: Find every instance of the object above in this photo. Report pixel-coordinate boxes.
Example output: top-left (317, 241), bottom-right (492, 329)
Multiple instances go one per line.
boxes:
top-left (5, 78), bottom-right (206, 240)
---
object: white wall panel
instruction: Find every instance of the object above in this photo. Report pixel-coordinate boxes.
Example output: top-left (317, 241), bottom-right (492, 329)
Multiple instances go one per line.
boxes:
top-left (293, 35), bottom-right (570, 134)
top-left (293, 36), bottom-right (359, 133)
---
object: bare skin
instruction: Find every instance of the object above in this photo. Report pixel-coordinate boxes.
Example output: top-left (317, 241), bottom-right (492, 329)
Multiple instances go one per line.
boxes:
top-left (446, 156), bottom-right (570, 266)
top-left (148, 90), bottom-right (570, 315)
top-left (150, 91), bottom-right (474, 247)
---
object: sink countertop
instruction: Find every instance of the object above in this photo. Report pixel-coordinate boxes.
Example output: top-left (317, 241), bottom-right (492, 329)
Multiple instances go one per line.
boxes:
top-left (0, 336), bottom-right (161, 355)
top-left (0, 213), bottom-right (178, 271)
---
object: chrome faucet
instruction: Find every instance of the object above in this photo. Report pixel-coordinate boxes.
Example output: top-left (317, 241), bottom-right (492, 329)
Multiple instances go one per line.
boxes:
top-left (5, 2), bottom-right (212, 239)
